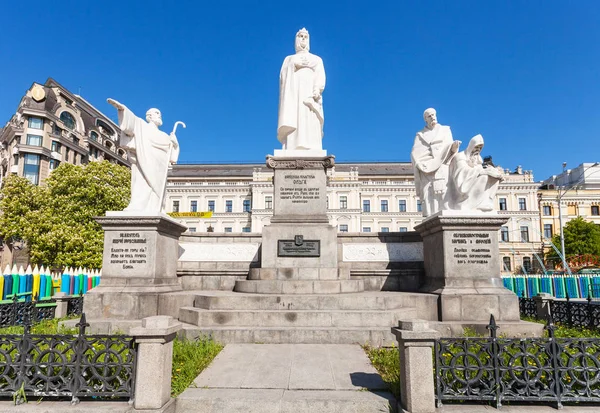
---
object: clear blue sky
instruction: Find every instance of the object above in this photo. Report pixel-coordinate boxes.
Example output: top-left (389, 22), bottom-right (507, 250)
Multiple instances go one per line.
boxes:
top-left (1, 1), bottom-right (599, 181)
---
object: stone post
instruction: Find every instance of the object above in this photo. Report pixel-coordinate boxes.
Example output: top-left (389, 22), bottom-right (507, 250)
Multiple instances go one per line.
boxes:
top-left (53, 292), bottom-right (69, 318)
top-left (391, 320), bottom-right (440, 413)
top-left (534, 293), bottom-right (553, 320)
top-left (130, 315), bottom-right (182, 410)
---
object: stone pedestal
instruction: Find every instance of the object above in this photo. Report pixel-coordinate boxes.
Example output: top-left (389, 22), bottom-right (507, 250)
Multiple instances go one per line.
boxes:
top-left (414, 211), bottom-right (519, 322)
top-left (235, 155), bottom-right (364, 294)
top-left (84, 214), bottom-right (187, 319)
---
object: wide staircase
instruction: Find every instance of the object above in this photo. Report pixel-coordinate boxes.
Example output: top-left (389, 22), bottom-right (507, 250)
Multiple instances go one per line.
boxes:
top-left (175, 290), bottom-right (438, 345)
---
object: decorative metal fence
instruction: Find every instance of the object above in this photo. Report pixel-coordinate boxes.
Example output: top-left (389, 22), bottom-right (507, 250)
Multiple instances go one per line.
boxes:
top-left (0, 295), bottom-right (57, 328)
top-left (66, 295), bottom-right (84, 317)
top-left (0, 314), bottom-right (136, 404)
top-left (550, 296), bottom-right (600, 330)
top-left (435, 315), bottom-right (600, 408)
top-left (518, 296), bottom-right (537, 318)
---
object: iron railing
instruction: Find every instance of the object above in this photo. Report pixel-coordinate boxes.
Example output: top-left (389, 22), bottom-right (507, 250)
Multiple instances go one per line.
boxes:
top-left (435, 314), bottom-right (600, 409)
top-left (550, 295), bottom-right (600, 330)
top-left (0, 313), bottom-right (136, 404)
top-left (0, 295), bottom-right (57, 328)
top-left (66, 295), bottom-right (84, 317)
top-left (519, 295), bottom-right (537, 318)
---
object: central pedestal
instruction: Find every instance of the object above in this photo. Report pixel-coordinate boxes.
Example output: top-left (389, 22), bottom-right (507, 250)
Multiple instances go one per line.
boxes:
top-left (234, 155), bottom-right (364, 294)
top-left (415, 211), bottom-right (519, 322)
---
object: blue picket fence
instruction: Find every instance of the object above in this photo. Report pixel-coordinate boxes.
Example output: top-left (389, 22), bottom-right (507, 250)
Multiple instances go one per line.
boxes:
top-left (503, 274), bottom-right (600, 299)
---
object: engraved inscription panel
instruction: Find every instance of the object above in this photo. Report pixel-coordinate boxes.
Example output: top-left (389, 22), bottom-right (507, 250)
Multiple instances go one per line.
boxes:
top-left (451, 232), bottom-right (492, 266)
top-left (109, 232), bottom-right (148, 270)
top-left (278, 240), bottom-right (321, 257)
top-left (274, 169), bottom-right (326, 215)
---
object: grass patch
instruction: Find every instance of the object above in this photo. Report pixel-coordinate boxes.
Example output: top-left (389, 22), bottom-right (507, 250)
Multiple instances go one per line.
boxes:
top-left (171, 337), bottom-right (223, 397)
top-left (0, 317), bottom-right (78, 335)
top-left (363, 344), bottom-right (400, 398)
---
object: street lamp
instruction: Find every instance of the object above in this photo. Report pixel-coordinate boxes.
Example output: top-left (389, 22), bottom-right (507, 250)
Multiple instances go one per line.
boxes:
top-left (556, 162), bottom-right (600, 275)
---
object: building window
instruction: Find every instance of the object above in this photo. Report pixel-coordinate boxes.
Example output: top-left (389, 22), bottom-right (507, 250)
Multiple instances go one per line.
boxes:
top-left (72, 136), bottom-right (80, 146)
top-left (520, 226), bottom-right (529, 242)
top-left (363, 200), bottom-right (370, 212)
top-left (499, 198), bottom-right (507, 211)
top-left (522, 257), bottom-right (532, 273)
top-left (339, 224), bottom-right (348, 232)
top-left (28, 117), bottom-right (43, 129)
top-left (519, 198), bottom-right (527, 211)
top-left (543, 224), bottom-right (553, 239)
top-left (90, 131), bottom-right (99, 141)
top-left (190, 200), bottom-right (197, 212)
top-left (60, 112), bottom-right (76, 130)
top-left (381, 227), bottom-right (389, 232)
top-left (188, 227), bottom-right (196, 233)
top-left (417, 200), bottom-right (422, 213)
top-left (242, 227), bottom-right (251, 233)
top-left (501, 226), bottom-right (509, 242)
top-left (243, 199), bottom-right (251, 212)
top-left (65, 147), bottom-right (70, 162)
top-left (503, 257), bottom-right (512, 272)
top-left (51, 141), bottom-right (61, 153)
top-left (592, 206), bottom-right (600, 216)
top-left (362, 227), bottom-right (371, 233)
top-left (543, 205), bottom-right (552, 216)
top-left (23, 154), bottom-right (40, 185)
top-left (399, 227), bottom-right (408, 232)
top-left (53, 123), bottom-right (62, 135)
top-left (49, 159), bottom-right (60, 170)
top-left (225, 200), bottom-right (233, 213)
top-left (381, 200), bottom-right (388, 212)
top-left (13, 154), bottom-right (19, 166)
top-left (172, 200), bottom-right (180, 212)
top-left (398, 200), bottom-right (406, 212)
top-left (265, 196), bottom-right (272, 209)
top-left (26, 134), bottom-right (42, 146)
top-left (340, 196), bottom-right (347, 209)
top-left (224, 227), bottom-right (233, 233)
top-left (207, 200), bottom-right (215, 212)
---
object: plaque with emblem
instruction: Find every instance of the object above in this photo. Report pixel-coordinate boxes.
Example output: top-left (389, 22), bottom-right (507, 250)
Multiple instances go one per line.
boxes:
top-left (31, 85), bottom-right (46, 102)
top-left (278, 235), bottom-right (320, 257)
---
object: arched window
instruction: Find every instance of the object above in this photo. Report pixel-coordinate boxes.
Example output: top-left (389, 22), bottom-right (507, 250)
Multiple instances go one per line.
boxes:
top-left (90, 131), bottom-right (98, 141)
top-left (96, 120), bottom-right (115, 137)
top-left (60, 112), bottom-right (76, 130)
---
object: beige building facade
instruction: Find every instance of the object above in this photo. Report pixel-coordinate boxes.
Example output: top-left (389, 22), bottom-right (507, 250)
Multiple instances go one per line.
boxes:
top-left (166, 163), bottom-right (542, 275)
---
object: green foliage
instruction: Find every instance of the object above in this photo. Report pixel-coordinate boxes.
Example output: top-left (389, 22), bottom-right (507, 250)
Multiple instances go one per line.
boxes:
top-left (0, 317), bottom-right (78, 335)
top-left (171, 337), bottom-right (223, 397)
top-left (547, 217), bottom-right (600, 262)
top-left (0, 161), bottom-right (130, 268)
top-left (363, 344), bottom-right (400, 398)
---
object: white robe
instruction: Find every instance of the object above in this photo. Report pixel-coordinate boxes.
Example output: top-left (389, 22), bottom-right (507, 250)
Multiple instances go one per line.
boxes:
top-left (410, 124), bottom-right (454, 217)
top-left (277, 52), bottom-right (326, 150)
top-left (118, 107), bottom-right (179, 214)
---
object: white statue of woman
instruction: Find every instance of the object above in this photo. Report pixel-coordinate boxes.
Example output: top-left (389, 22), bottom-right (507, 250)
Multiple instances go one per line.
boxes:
top-left (107, 98), bottom-right (180, 214)
top-left (277, 28), bottom-right (326, 152)
top-left (448, 134), bottom-right (504, 212)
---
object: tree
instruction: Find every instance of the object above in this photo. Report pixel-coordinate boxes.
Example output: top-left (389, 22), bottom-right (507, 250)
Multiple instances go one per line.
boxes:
top-left (0, 161), bottom-right (130, 268)
top-left (547, 217), bottom-right (600, 267)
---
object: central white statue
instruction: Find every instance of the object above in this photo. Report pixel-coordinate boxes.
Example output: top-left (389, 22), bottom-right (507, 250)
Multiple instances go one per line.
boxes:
top-left (411, 108), bottom-right (461, 217)
top-left (107, 98), bottom-right (181, 214)
top-left (277, 28), bottom-right (326, 152)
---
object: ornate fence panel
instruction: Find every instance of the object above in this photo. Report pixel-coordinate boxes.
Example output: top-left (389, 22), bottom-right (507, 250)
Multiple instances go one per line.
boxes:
top-left (549, 296), bottom-right (600, 329)
top-left (0, 296), bottom-right (56, 328)
top-left (66, 295), bottom-right (84, 317)
top-left (0, 314), bottom-right (136, 403)
top-left (519, 297), bottom-right (537, 318)
top-left (435, 315), bottom-right (600, 408)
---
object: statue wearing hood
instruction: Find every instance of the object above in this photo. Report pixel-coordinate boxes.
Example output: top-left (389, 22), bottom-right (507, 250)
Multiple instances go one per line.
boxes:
top-left (448, 134), bottom-right (504, 212)
top-left (277, 28), bottom-right (326, 152)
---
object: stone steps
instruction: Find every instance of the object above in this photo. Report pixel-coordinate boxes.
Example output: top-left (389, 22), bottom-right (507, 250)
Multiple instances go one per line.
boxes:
top-left (234, 279), bottom-right (365, 294)
top-left (179, 307), bottom-right (418, 328)
top-left (178, 324), bottom-right (398, 346)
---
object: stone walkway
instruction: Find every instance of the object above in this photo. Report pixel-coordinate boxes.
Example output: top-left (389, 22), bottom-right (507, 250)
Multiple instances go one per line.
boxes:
top-left (177, 343), bottom-right (395, 412)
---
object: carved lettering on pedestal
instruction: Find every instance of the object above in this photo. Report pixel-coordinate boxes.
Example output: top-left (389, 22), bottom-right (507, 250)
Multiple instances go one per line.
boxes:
top-left (452, 232), bottom-right (492, 265)
top-left (110, 232), bottom-right (148, 269)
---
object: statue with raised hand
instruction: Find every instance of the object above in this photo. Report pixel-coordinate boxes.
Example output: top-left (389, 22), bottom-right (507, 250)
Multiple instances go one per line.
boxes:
top-left (107, 98), bottom-right (184, 214)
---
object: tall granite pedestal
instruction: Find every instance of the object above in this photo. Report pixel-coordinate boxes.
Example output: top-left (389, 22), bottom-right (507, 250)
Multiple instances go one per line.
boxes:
top-left (234, 155), bottom-right (364, 294)
top-left (83, 214), bottom-right (187, 320)
top-left (415, 211), bottom-right (520, 322)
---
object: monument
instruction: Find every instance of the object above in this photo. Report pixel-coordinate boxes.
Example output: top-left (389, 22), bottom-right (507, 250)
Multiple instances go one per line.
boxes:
top-left (83, 99), bottom-right (187, 320)
top-left (234, 28), bottom-right (363, 294)
top-left (412, 109), bottom-right (519, 323)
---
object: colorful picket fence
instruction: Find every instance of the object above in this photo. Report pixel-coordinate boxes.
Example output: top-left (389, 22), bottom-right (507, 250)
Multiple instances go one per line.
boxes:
top-left (502, 274), bottom-right (600, 299)
top-left (0, 265), bottom-right (101, 301)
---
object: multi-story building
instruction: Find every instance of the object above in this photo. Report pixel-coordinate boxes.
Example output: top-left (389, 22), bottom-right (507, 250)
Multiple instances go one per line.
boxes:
top-left (0, 78), bottom-right (131, 267)
top-left (0, 78), bottom-right (129, 187)
top-left (538, 162), bottom-right (600, 269)
top-left (166, 162), bottom-right (541, 274)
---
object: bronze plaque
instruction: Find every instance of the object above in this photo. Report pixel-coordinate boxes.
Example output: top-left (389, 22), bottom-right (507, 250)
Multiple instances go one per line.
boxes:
top-left (278, 239), bottom-right (320, 257)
